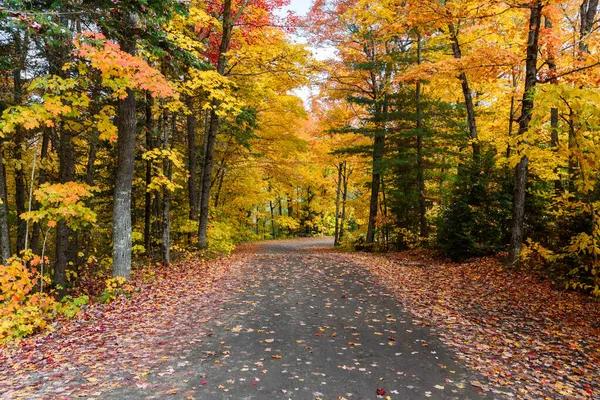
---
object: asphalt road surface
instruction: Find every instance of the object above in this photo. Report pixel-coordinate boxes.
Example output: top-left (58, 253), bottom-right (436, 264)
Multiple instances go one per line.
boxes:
top-left (109, 239), bottom-right (491, 399)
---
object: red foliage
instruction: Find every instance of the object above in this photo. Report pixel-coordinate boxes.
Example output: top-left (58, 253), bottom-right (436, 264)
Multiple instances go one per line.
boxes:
top-left (200, 0), bottom-right (293, 66)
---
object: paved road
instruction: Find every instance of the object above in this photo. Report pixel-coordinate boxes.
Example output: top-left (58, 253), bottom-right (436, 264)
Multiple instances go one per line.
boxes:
top-left (112, 239), bottom-right (490, 399)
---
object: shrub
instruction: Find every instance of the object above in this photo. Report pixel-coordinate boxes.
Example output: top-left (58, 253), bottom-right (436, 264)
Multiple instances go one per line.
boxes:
top-left (437, 155), bottom-right (512, 261)
top-left (1, 258), bottom-right (89, 344)
top-left (0, 259), bottom-right (58, 343)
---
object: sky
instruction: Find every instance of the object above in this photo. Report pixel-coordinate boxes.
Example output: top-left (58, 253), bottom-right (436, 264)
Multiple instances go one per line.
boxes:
top-left (281, 0), bottom-right (313, 16)
top-left (275, 0), bottom-right (336, 106)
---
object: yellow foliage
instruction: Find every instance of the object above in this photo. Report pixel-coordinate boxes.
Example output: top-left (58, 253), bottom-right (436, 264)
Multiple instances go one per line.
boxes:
top-left (0, 259), bottom-right (57, 343)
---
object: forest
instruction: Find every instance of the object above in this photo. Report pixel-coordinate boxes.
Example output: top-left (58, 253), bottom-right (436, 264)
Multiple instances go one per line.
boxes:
top-left (1, 0), bottom-right (600, 345)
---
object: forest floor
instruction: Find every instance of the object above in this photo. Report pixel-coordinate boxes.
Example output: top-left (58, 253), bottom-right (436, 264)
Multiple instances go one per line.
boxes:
top-left (1, 238), bottom-right (599, 399)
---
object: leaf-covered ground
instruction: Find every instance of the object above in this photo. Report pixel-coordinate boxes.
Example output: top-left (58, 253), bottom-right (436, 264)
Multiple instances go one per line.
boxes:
top-left (0, 251), bottom-right (254, 399)
top-left (2, 239), bottom-right (598, 399)
top-left (330, 249), bottom-right (600, 399)
top-left (1, 239), bottom-right (489, 399)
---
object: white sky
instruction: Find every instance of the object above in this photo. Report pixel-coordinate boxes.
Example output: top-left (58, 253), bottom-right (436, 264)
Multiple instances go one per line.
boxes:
top-left (280, 0), bottom-right (313, 16)
top-left (276, 0), bottom-right (337, 107)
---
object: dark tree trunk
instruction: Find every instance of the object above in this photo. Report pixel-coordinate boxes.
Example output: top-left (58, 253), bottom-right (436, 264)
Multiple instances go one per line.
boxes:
top-left (506, 71), bottom-right (517, 158)
top-left (568, 111), bottom-right (578, 193)
top-left (13, 67), bottom-right (26, 254)
top-left (415, 33), bottom-right (428, 237)
top-left (305, 186), bottom-right (313, 236)
top-left (31, 128), bottom-right (51, 255)
top-left (0, 148), bottom-right (10, 263)
top-left (54, 126), bottom-right (75, 290)
top-left (214, 166), bottom-right (226, 208)
top-left (334, 162), bottom-right (342, 245)
top-left (449, 24), bottom-right (479, 159)
top-left (579, 0), bottom-right (599, 54)
top-left (14, 145), bottom-right (26, 254)
top-left (543, 17), bottom-right (562, 194)
top-left (366, 102), bottom-right (387, 244)
top-left (186, 96), bottom-right (198, 242)
top-left (198, 0), bottom-right (246, 248)
top-left (508, 2), bottom-right (543, 265)
top-left (144, 94), bottom-right (154, 256)
top-left (162, 113), bottom-right (173, 266)
top-left (270, 200), bottom-right (276, 239)
top-left (340, 162), bottom-right (349, 241)
top-left (11, 31), bottom-right (28, 255)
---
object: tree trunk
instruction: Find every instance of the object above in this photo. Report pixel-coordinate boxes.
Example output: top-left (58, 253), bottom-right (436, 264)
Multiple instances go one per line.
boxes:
top-left (198, 0), bottom-right (238, 249)
top-left (508, 2), bottom-right (543, 265)
top-left (448, 24), bottom-right (479, 159)
top-left (186, 96), bottom-right (198, 242)
top-left (30, 128), bottom-right (50, 255)
top-left (162, 113), bottom-right (173, 266)
top-left (340, 162), bottom-right (349, 242)
top-left (112, 12), bottom-right (138, 278)
top-left (334, 162), bottom-right (342, 245)
top-left (506, 71), bottom-right (517, 158)
top-left (113, 87), bottom-right (137, 278)
top-left (579, 0), bottom-right (599, 54)
top-left (144, 94), bottom-right (154, 256)
top-left (55, 126), bottom-right (75, 290)
top-left (305, 186), bottom-right (313, 236)
top-left (0, 148), bottom-right (10, 264)
top-left (366, 102), bottom-right (387, 244)
top-left (270, 200), bottom-right (276, 239)
top-left (415, 33), bottom-right (428, 237)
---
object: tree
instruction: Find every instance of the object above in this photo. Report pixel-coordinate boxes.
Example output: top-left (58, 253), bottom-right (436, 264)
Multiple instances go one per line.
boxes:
top-left (508, 1), bottom-right (544, 266)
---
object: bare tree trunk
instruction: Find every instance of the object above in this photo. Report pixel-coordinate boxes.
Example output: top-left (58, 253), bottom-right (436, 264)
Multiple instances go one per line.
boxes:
top-left (0, 148), bottom-right (10, 263)
top-left (380, 175), bottom-right (389, 250)
top-left (579, 0), bottom-right (599, 54)
top-left (340, 162), bottom-right (349, 241)
top-left (415, 33), bottom-right (428, 237)
top-left (113, 86), bottom-right (137, 278)
top-left (541, 17), bottom-right (562, 194)
top-left (448, 24), bottom-right (479, 159)
top-left (366, 102), bottom-right (387, 244)
top-left (508, 2), bottom-right (543, 265)
top-left (334, 162), bottom-right (342, 245)
top-left (13, 35), bottom-right (26, 254)
top-left (55, 125), bottom-right (75, 291)
top-left (186, 96), bottom-right (198, 243)
top-left (143, 94), bottom-right (155, 257)
top-left (30, 128), bottom-right (50, 255)
top-left (270, 200), bottom-right (276, 239)
top-left (162, 113), bottom-right (173, 266)
top-left (112, 12), bottom-right (138, 278)
top-left (198, 0), bottom-right (241, 249)
top-left (506, 71), bottom-right (517, 158)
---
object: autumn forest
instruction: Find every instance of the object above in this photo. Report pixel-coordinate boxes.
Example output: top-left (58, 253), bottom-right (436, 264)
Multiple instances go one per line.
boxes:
top-left (1, 0), bottom-right (600, 398)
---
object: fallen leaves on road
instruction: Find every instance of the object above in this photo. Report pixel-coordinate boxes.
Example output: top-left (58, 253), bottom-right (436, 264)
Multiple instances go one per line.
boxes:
top-left (324, 249), bottom-right (600, 399)
top-left (0, 251), bottom-right (253, 399)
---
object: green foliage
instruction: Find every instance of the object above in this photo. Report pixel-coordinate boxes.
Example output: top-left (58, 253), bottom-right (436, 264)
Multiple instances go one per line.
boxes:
top-left (57, 295), bottom-right (89, 319)
top-left (437, 155), bottom-right (512, 261)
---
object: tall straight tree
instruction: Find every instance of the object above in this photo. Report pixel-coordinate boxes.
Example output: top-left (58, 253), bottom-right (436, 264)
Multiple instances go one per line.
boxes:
top-left (0, 148), bottom-right (10, 263)
top-left (198, 0), bottom-right (250, 248)
top-left (508, 1), bottom-right (544, 265)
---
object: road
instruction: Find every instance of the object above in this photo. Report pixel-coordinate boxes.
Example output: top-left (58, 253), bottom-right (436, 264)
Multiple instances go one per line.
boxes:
top-left (110, 239), bottom-right (490, 399)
